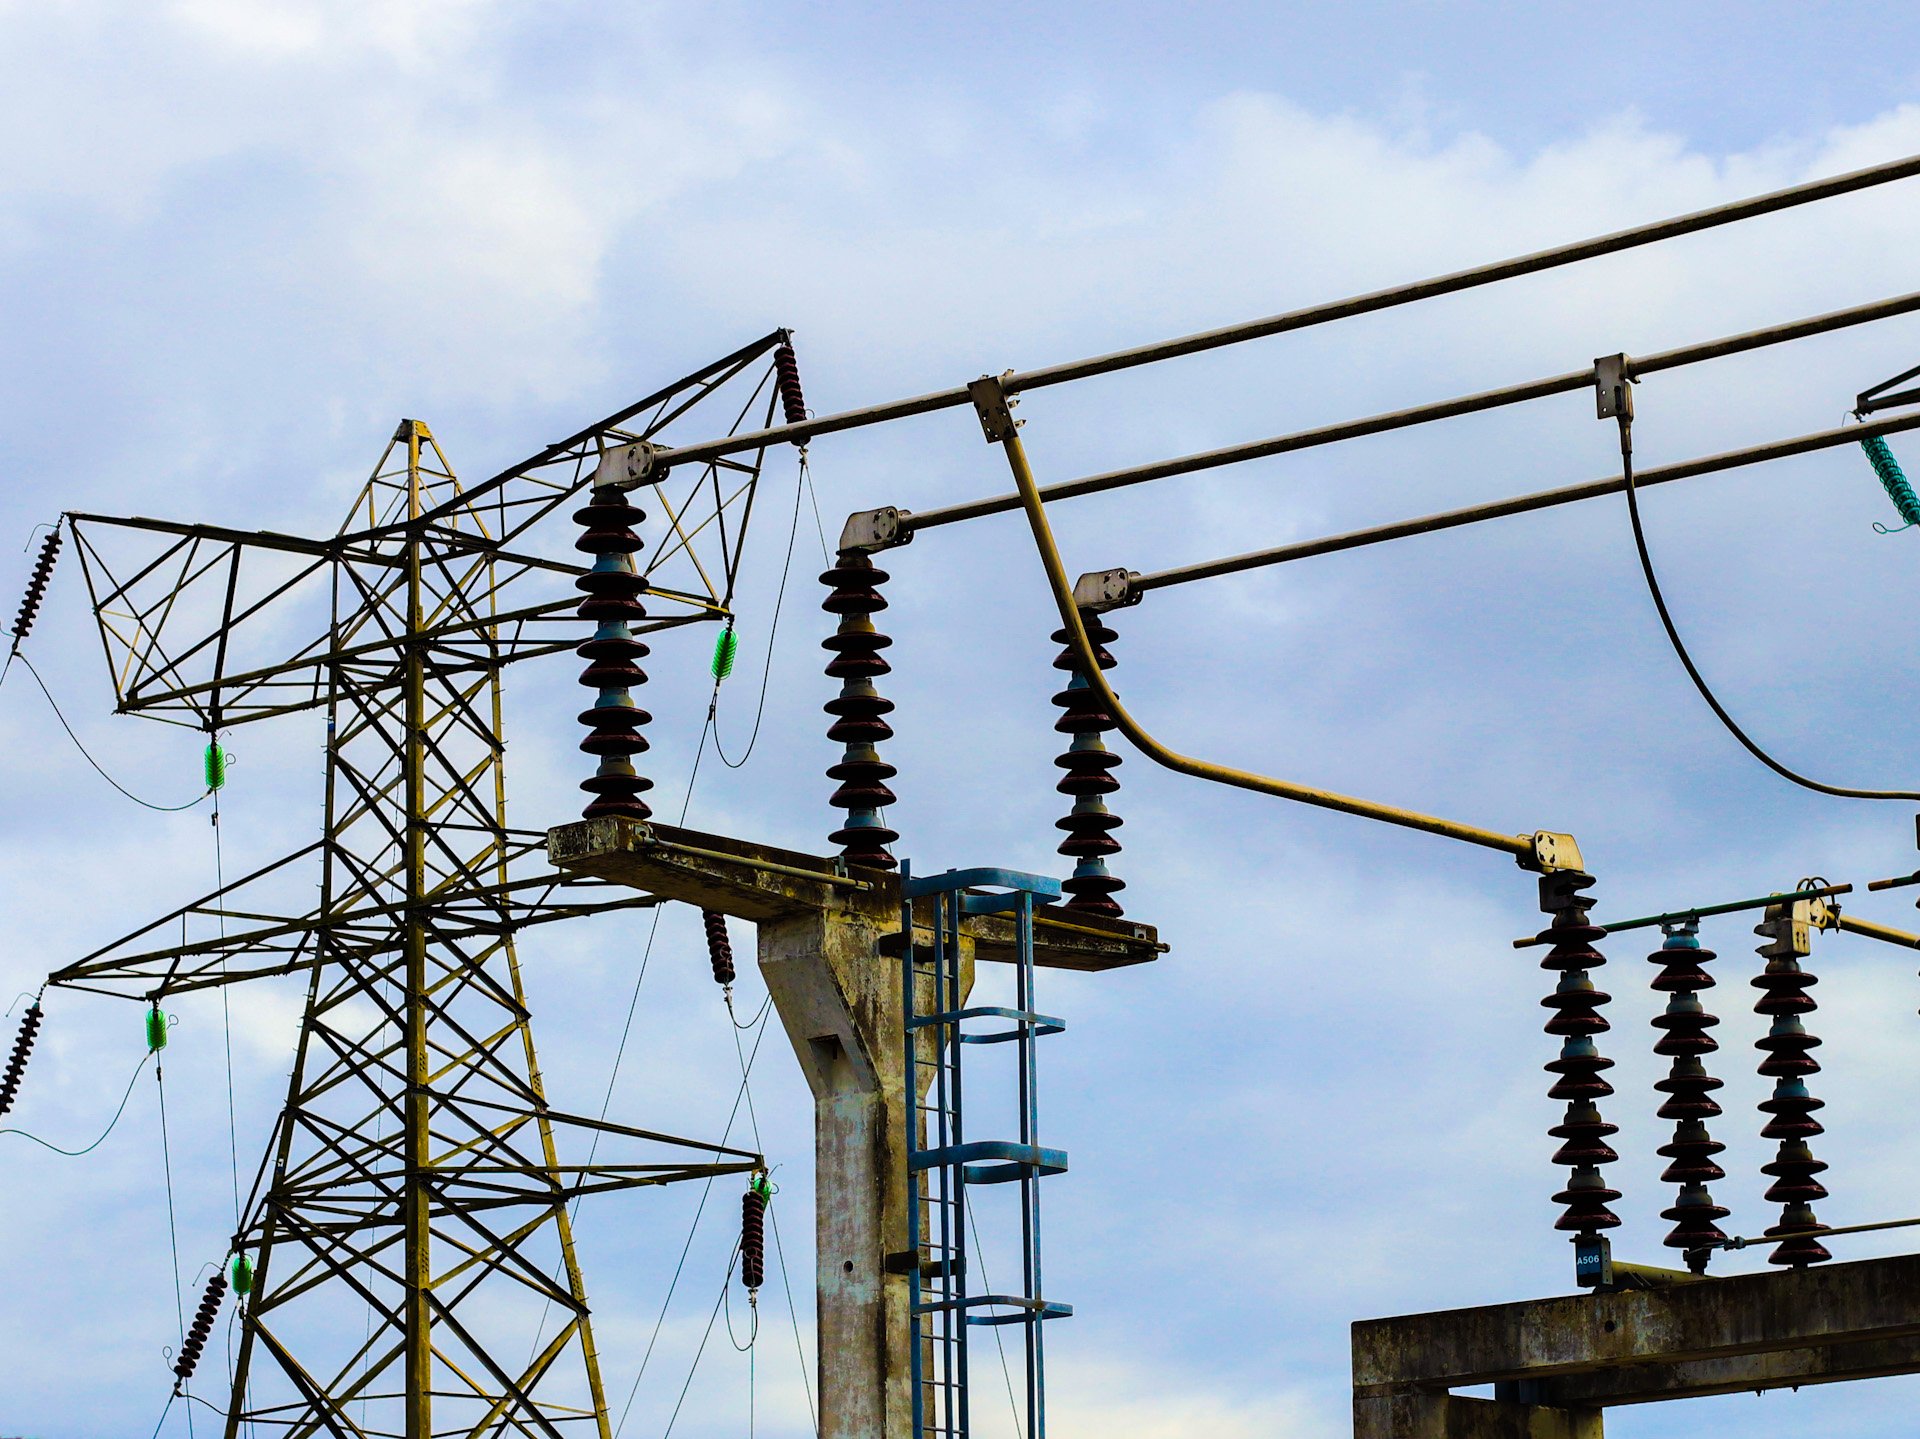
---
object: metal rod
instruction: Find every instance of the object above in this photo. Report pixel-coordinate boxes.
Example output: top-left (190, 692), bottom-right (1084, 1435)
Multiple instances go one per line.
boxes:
top-left (657, 152), bottom-right (1920, 468)
top-left (1689, 1214), bottom-right (1920, 1258)
top-left (1513, 883), bottom-right (1853, 948)
top-left (1131, 410), bottom-right (1920, 598)
top-left (911, 286), bottom-right (1920, 534)
top-left (979, 375), bottom-right (1549, 867)
top-left (1833, 913), bottom-right (1920, 950)
top-left (1866, 870), bottom-right (1920, 892)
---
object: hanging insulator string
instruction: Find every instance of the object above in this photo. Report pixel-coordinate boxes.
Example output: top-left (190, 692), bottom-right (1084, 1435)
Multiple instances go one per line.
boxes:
top-left (1049, 608), bottom-right (1126, 915)
top-left (819, 553), bottom-right (899, 870)
top-left (773, 341), bottom-right (808, 437)
top-left (1648, 920), bottom-right (1729, 1272)
top-left (703, 910), bottom-right (737, 993)
top-left (740, 1173), bottom-right (770, 1293)
top-left (1859, 434), bottom-right (1920, 533)
top-left (171, 1270), bottom-right (228, 1391)
top-left (0, 993), bottom-right (43, 1118)
top-left (3, 522), bottom-right (63, 687)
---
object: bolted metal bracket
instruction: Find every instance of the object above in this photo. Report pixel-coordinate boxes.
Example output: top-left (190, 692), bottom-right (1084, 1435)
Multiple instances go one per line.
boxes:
top-left (1594, 354), bottom-right (1635, 421)
top-left (969, 373), bottom-right (1020, 443)
top-left (1755, 895), bottom-right (1822, 958)
top-left (1071, 567), bottom-right (1141, 612)
top-left (838, 506), bottom-right (913, 555)
top-left (1524, 831), bottom-right (1586, 875)
top-left (590, 440), bottom-right (667, 491)
top-left (1538, 867), bottom-right (1596, 915)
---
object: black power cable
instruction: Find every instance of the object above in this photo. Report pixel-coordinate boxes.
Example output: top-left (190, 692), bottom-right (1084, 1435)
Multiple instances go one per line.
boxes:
top-left (1617, 406), bottom-right (1920, 802)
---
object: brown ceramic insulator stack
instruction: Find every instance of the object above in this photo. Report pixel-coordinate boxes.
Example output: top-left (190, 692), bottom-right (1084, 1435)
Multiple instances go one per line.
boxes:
top-left (820, 553), bottom-right (898, 870)
top-left (0, 1000), bottom-right (40, 1118)
top-left (1752, 924), bottom-right (1831, 1267)
top-left (1648, 921), bottom-right (1730, 1270)
top-left (11, 526), bottom-right (61, 650)
top-left (1534, 872), bottom-right (1622, 1239)
top-left (773, 341), bottom-right (808, 431)
top-left (172, 1271), bottom-right (228, 1388)
top-left (740, 1181), bottom-right (768, 1291)
top-left (1049, 612), bottom-right (1125, 916)
top-left (574, 486), bottom-right (654, 821)
top-left (703, 910), bottom-right (736, 988)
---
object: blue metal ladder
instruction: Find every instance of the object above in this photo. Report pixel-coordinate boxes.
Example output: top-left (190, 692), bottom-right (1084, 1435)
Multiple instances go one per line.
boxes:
top-left (903, 865), bottom-right (1071, 1439)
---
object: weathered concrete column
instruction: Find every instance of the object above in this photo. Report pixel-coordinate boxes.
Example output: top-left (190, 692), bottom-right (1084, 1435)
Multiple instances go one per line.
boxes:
top-left (1353, 1392), bottom-right (1600, 1439)
top-left (546, 817), bottom-right (1161, 1439)
top-left (759, 906), bottom-right (969, 1439)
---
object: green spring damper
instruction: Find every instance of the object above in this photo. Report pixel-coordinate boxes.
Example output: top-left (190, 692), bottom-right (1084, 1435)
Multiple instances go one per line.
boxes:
top-left (145, 1004), bottom-right (168, 1053)
top-left (204, 742), bottom-right (228, 791)
top-left (231, 1252), bottom-right (254, 1295)
top-left (711, 623), bottom-right (738, 682)
top-left (1860, 435), bottom-right (1920, 534)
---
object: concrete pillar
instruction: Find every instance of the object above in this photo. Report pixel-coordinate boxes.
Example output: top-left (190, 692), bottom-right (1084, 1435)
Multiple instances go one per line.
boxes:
top-left (1353, 1393), bottom-right (1601, 1439)
top-left (759, 903), bottom-right (970, 1439)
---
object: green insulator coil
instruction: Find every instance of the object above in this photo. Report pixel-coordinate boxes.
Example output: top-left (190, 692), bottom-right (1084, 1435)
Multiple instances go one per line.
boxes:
top-left (1860, 435), bottom-right (1920, 534)
top-left (204, 742), bottom-right (228, 791)
top-left (711, 624), bottom-right (738, 682)
top-left (145, 1004), bottom-right (168, 1053)
top-left (231, 1253), bottom-right (254, 1296)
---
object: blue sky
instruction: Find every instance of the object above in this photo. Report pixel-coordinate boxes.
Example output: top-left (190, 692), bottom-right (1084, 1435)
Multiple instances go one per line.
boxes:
top-left (7, 3), bottom-right (1920, 1436)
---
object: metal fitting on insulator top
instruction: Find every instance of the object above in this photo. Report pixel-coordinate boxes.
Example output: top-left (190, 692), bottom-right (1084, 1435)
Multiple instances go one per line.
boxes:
top-left (11, 525), bottom-right (62, 651)
top-left (740, 1174), bottom-right (770, 1291)
top-left (773, 342), bottom-right (807, 434)
top-left (171, 1271), bottom-right (228, 1386)
top-left (0, 999), bottom-right (43, 1118)
top-left (702, 910), bottom-right (736, 989)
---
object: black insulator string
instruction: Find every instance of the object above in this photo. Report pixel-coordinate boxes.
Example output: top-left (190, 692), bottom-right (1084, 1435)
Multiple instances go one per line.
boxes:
top-left (726, 1009), bottom-right (817, 1433)
top-left (612, 1009), bottom-right (778, 1438)
top-left (155, 1057), bottom-right (195, 1439)
top-left (1620, 417), bottom-right (1920, 801)
top-left (17, 654), bottom-right (211, 811)
top-left (0, 1049), bottom-right (151, 1155)
top-left (712, 457), bottom-right (808, 770)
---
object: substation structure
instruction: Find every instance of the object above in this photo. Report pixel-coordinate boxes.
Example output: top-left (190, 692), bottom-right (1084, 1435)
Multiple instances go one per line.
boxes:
top-left (16, 149), bottom-right (1920, 1439)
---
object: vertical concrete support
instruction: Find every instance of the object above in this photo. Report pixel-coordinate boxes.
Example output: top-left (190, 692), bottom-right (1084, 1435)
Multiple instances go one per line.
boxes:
top-left (1353, 1393), bottom-right (1601, 1439)
top-left (759, 903), bottom-right (971, 1439)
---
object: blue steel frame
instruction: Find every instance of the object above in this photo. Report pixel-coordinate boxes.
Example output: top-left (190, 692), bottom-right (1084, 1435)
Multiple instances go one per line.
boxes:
top-left (903, 864), bottom-right (1071, 1439)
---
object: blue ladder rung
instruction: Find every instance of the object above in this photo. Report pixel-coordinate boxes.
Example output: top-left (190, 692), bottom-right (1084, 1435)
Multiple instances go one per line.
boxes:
top-left (909, 1005), bottom-right (1065, 1040)
top-left (914, 1294), bottom-right (1072, 1322)
top-left (911, 1140), bottom-right (1067, 1179)
top-left (904, 867), bottom-right (1062, 900)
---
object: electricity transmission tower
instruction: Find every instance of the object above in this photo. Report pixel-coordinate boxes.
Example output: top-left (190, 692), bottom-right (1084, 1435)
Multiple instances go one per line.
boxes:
top-left (46, 335), bottom-right (795, 1437)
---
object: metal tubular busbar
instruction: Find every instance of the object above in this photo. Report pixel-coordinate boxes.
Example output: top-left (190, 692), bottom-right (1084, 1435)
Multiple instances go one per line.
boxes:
top-left (966, 374), bottom-right (1576, 872)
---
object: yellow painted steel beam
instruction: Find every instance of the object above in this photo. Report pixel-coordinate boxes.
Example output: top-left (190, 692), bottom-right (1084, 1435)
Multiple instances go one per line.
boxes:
top-left (973, 375), bottom-right (1578, 873)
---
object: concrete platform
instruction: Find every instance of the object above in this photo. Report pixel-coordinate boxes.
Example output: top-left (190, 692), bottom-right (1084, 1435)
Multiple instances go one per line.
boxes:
top-left (1352, 1253), bottom-right (1920, 1436)
top-left (546, 816), bottom-right (1164, 971)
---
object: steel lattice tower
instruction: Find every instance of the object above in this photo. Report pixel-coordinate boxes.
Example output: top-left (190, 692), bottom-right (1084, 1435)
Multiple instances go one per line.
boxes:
top-left (45, 336), bottom-right (796, 1437)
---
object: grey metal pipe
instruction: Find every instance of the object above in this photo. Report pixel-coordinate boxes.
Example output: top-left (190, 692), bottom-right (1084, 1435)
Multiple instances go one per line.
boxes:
top-left (907, 285), bottom-right (1920, 531)
top-left (656, 151), bottom-right (1920, 468)
top-left (1113, 409), bottom-right (1920, 599)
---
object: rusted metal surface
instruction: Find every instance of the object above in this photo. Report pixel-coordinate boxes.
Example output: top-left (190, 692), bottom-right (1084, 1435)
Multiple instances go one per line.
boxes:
top-left (1353, 1252), bottom-right (1920, 1412)
top-left (545, 817), bottom-right (1164, 971)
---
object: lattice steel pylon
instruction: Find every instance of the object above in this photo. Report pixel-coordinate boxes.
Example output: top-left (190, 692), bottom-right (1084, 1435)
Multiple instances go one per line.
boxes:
top-left (42, 336), bottom-right (798, 1437)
